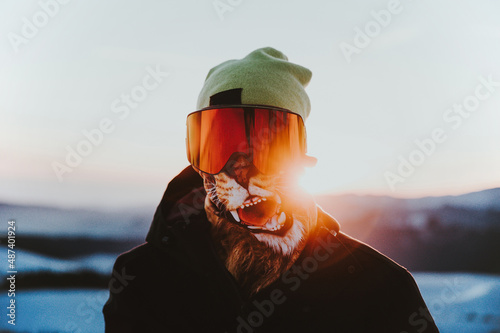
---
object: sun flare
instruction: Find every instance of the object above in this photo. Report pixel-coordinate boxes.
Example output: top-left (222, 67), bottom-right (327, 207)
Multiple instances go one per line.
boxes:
top-left (298, 166), bottom-right (331, 195)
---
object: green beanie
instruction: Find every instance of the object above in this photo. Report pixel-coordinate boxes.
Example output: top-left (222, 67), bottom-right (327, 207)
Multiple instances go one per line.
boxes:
top-left (196, 47), bottom-right (312, 120)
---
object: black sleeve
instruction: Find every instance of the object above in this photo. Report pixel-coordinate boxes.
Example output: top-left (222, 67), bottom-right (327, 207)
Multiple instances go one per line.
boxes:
top-left (397, 270), bottom-right (440, 333)
top-left (378, 267), bottom-right (440, 333)
top-left (102, 244), bottom-right (155, 333)
top-left (338, 233), bottom-right (440, 333)
top-left (102, 243), bottom-right (197, 333)
top-left (358, 263), bottom-right (440, 333)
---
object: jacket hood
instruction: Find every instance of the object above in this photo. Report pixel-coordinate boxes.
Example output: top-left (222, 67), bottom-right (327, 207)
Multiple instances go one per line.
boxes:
top-left (146, 166), bottom-right (246, 307)
top-left (146, 166), bottom-right (225, 278)
top-left (146, 166), bottom-right (206, 248)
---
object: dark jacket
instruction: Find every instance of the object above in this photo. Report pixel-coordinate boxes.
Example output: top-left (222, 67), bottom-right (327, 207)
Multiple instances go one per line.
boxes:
top-left (103, 167), bottom-right (439, 333)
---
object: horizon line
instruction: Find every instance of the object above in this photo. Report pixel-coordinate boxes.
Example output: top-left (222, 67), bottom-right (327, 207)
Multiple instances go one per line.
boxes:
top-left (1, 186), bottom-right (498, 212)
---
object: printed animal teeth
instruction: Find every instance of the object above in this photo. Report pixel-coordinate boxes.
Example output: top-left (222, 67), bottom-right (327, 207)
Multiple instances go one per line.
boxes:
top-left (241, 196), bottom-right (273, 208)
top-left (278, 212), bottom-right (286, 224)
top-left (244, 215), bottom-right (284, 232)
top-left (270, 222), bottom-right (283, 232)
top-left (269, 214), bottom-right (279, 229)
top-left (246, 225), bottom-right (262, 230)
top-left (243, 197), bottom-right (259, 205)
top-left (276, 195), bottom-right (281, 204)
top-left (230, 210), bottom-right (240, 222)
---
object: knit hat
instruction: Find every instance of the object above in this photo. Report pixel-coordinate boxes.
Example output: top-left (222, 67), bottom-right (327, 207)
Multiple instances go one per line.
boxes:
top-left (196, 47), bottom-right (312, 120)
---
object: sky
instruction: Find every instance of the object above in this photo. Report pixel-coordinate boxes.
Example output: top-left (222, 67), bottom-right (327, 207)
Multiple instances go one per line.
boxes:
top-left (1, 0), bottom-right (499, 209)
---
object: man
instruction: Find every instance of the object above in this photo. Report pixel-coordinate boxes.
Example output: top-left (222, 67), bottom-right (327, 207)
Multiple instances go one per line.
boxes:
top-left (103, 47), bottom-right (439, 332)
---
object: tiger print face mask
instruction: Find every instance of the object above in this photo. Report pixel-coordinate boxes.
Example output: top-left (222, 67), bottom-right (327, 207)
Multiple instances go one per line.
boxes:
top-left (196, 154), bottom-right (317, 255)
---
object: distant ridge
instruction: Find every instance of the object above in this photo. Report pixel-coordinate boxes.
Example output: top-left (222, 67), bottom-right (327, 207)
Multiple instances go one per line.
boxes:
top-left (0, 187), bottom-right (499, 237)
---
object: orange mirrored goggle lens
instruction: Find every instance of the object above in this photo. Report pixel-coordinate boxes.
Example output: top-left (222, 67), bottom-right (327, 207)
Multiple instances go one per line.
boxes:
top-left (186, 106), bottom-right (307, 175)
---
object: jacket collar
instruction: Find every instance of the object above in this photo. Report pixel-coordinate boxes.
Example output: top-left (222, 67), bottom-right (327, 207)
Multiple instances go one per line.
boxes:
top-left (146, 166), bottom-right (205, 246)
top-left (146, 166), bottom-right (245, 310)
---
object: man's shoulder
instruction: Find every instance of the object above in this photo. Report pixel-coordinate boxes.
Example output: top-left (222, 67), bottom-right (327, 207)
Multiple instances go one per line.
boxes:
top-left (314, 207), bottom-right (411, 279)
top-left (305, 224), bottom-right (420, 299)
top-left (114, 243), bottom-right (152, 264)
top-left (332, 230), bottom-right (424, 300)
top-left (302, 230), bottom-right (438, 332)
top-left (337, 231), bottom-right (410, 276)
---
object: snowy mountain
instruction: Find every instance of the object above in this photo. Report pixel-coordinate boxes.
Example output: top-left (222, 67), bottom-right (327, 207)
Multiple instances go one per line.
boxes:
top-left (314, 187), bottom-right (500, 230)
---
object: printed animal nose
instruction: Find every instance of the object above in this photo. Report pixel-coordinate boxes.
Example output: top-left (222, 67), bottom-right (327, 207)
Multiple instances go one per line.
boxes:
top-left (225, 154), bottom-right (255, 187)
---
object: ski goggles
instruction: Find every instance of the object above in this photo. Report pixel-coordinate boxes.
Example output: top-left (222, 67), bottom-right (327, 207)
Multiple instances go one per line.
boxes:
top-left (186, 105), bottom-right (307, 175)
